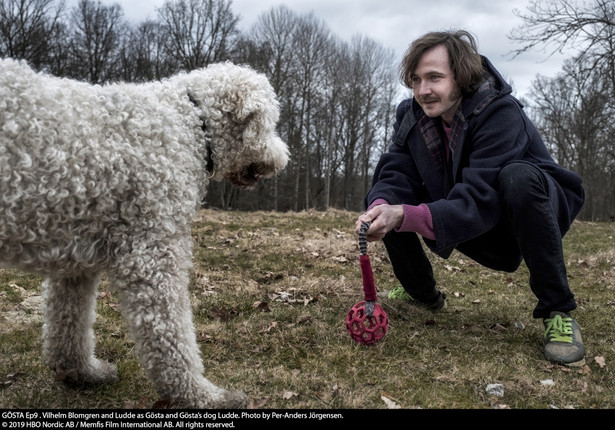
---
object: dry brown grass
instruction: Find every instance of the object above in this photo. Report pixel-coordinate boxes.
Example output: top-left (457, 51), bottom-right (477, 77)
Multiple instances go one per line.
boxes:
top-left (1, 209), bottom-right (614, 409)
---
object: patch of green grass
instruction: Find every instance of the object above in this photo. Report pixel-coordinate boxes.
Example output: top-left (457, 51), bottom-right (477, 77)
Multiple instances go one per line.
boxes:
top-left (1, 211), bottom-right (614, 409)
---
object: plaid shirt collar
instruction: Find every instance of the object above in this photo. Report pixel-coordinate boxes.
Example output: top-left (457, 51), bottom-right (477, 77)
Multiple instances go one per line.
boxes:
top-left (415, 73), bottom-right (499, 172)
top-left (417, 109), bottom-right (465, 171)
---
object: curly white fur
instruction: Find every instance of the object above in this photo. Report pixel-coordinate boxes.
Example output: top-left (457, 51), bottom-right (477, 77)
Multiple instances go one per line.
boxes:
top-left (0, 58), bottom-right (288, 408)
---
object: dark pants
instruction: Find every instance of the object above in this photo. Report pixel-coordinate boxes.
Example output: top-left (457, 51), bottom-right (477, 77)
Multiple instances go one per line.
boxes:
top-left (383, 162), bottom-right (577, 319)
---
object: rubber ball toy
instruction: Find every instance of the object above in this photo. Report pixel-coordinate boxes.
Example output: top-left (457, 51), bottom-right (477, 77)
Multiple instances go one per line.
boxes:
top-left (346, 222), bottom-right (389, 345)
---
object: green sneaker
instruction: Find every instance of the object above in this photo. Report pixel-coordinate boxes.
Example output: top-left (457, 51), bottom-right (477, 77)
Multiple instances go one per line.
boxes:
top-left (543, 311), bottom-right (585, 367)
top-left (384, 285), bottom-right (447, 311)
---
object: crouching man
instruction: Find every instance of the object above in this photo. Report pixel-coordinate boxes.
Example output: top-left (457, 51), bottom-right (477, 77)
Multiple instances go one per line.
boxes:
top-left (357, 30), bottom-right (585, 366)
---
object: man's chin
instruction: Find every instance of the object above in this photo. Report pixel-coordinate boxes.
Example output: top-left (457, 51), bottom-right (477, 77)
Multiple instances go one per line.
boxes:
top-left (422, 107), bottom-right (441, 118)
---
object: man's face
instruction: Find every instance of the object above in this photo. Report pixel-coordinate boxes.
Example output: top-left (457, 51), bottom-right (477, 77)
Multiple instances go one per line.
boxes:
top-left (411, 44), bottom-right (462, 124)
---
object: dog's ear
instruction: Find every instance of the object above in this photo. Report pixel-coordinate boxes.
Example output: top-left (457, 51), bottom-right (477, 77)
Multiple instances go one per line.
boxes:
top-left (235, 94), bottom-right (262, 124)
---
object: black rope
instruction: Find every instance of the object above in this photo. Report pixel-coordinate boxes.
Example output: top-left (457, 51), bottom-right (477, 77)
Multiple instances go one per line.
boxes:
top-left (359, 221), bottom-right (371, 255)
top-left (359, 221), bottom-right (374, 315)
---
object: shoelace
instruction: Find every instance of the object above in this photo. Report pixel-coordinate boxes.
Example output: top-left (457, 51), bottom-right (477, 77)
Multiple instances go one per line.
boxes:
top-left (544, 314), bottom-right (573, 343)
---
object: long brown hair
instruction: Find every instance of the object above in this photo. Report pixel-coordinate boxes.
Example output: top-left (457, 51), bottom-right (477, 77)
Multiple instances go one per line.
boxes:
top-left (400, 30), bottom-right (484, 96)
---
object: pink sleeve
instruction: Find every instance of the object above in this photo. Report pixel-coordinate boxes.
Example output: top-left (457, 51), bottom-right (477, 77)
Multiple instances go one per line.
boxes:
top-left (367, 200), bottom-right (435, 240)
top-left (396, 203), bottom-right (435, 240)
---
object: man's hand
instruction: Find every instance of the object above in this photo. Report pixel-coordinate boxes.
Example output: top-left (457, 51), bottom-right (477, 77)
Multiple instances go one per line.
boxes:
top-left (355, 205), bottom-right (404, 241)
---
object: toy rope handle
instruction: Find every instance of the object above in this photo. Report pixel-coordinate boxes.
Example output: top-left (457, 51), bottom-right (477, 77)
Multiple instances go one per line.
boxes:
top-left (359, 222), bottom-right (377, 304)
top-left (359, 221), bottom-right (371, 256)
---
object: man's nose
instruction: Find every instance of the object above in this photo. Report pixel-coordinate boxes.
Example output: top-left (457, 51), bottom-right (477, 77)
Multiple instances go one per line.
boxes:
top-left (415, 82), bottom-right (430, 97)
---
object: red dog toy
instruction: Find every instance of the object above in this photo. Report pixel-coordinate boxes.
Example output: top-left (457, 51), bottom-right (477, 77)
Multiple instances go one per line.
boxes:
top-left (346, 222), bottom-right (388, 345)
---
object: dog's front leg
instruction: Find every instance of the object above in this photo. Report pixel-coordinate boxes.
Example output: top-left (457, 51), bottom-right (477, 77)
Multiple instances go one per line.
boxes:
top-left (42, 274), bottom-right (118, 384)
top-left (111, 242), bottom-right (247, 408)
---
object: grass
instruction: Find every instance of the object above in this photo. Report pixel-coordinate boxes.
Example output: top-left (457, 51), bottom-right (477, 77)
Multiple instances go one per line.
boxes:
top-left (1, 209), bottom-right (614, 409)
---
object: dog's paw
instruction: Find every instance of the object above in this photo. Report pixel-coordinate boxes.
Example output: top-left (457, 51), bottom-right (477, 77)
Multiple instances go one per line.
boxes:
top-left (185, 389), bottom-right (248, 409)
top-left (54, 359), bottom-right (118, 385)
top-left (85, 359), bottom-right (119, 383)
top-left (214, 389), bottom-right (248, 409)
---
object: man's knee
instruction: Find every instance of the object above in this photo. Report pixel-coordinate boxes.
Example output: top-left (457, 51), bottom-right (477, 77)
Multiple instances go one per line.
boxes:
top-left (498, 162), bottom-right (547, 207)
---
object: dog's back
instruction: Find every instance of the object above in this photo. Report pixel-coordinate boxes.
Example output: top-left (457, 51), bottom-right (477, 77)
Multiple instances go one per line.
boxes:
top-left (0, 59), bottom-right (202, 277)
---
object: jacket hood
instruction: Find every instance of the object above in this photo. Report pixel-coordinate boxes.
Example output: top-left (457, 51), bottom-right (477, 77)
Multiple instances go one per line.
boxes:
top-left (461, 56), bottom-right (514, 117)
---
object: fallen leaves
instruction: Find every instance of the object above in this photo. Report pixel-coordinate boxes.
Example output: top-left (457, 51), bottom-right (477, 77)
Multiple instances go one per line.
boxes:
top-left (269, 289), bottom-right (319, 306)
top-left (279, 389), bottom-right (299, 400)
top-left (252, 301), bottom-right (271, 312)
top-left (0, 281), bottom-right (43, 333)
top-left (490, 323), bottom-right (508, 332)
top-left (99, 290), bottom-right (121, 313)
top-left (248, 397), bottom-right (269, 409)
top-left (244, 390), bottom-right (300, 409)
top-left (1, 372), bottom-right (23, 387)
top-left (380, 392), bottom-right (402, 409)
top-left (595, 355), bottom-right (607, 368)
top-left (260, 321), bottom-right (278, 333)
top-left (444, 264), bottom-right (462, 273)
top-left (256, 271), bottom-right (284, 285)
top-left (248, 388), bottom-right (403, 410)
top-left (544, 354), bottom-right (608, 374)
top-left (208, 306), bottom-right (238, 322)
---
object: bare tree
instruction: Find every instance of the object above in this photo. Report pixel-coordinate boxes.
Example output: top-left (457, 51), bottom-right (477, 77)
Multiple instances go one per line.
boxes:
top-left (530, 58), bottom-right (614, 220)
top-left (243, 5), bottom-right (297, 93)
top-left (316, 39), bottom-right (345, 210)
top-left (511, 0), bottom-right (615, 220)
top-left (334, 36), bottom-right (396, 209)
top-left (509, 0), bottom-right (615, 94)
top-left (45, 19), bottom-right (72, 76)
top-left (290, 13), bottom-right (333, 210)
top-left (224, 6), bottom-right (398, 212)
top-left (0, 0), bottom-right (65, 69)
top-left (238, 7), bottom-right (335, 211)
top-left (67, 0), bottom-right (125, 83)
top-left (233, 5), bottom-right (300, 211)
top-left (118, 19), bottom-right (175, 82)
top-left (157, 0), bottom-right (239, 72)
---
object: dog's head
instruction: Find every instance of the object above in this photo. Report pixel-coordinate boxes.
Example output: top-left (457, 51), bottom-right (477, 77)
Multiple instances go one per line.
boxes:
top-left (181, 63), bottom-right (289, 189)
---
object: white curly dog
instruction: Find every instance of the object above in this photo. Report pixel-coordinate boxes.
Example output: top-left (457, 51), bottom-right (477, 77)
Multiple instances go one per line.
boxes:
top-left (0, 58), bottom-right (288, 408)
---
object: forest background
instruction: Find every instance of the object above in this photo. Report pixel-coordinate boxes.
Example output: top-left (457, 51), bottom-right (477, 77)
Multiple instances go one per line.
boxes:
top-left (1, 0), bottom-right (614, 219)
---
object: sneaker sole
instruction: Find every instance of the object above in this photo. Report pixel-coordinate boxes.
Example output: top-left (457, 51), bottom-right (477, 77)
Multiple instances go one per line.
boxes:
top-left (548, 357), bottom-right (586, 368)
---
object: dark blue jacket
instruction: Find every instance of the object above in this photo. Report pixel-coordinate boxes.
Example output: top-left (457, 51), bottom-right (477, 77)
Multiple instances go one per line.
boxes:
top-left (366, 57), bottom-right (585, 258)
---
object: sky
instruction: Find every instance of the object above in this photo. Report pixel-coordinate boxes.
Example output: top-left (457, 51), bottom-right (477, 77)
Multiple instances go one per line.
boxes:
top-left (87, 0), bottom-right (579, 102)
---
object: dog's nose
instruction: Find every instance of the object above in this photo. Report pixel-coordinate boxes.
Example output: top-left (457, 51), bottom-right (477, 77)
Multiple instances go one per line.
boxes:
top-left (247, 163), bottom-right (258, 178)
